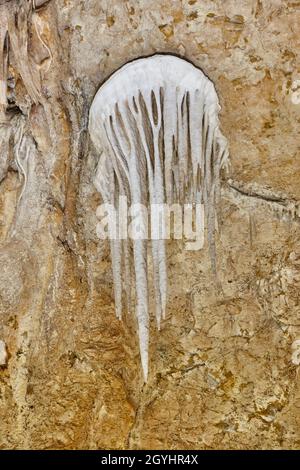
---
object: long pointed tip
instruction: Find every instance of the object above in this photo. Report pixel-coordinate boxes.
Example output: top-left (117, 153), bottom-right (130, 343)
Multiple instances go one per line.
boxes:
top-left (142, 358), bottom-right (148, 383)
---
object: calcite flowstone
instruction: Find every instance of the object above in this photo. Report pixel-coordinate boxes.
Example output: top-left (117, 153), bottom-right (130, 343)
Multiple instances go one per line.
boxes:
top-left (0, 0), bottom-right (300, 450)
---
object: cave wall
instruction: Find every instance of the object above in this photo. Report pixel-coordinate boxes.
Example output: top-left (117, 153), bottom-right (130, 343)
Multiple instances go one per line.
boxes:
top-left (0, 0), bottom-right (300, 449)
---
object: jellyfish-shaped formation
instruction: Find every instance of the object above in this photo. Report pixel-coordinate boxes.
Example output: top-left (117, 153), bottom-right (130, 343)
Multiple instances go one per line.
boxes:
top-left (89, 54), bottom-right (229, 381)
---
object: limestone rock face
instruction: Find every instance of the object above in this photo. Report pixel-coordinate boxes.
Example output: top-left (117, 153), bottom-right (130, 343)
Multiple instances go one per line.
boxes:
top-left (0, 0), bottom-right (300, 449)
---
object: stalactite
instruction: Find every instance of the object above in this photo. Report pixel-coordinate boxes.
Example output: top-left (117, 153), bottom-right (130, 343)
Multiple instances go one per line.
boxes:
top-left (89, 54), bottom-right (229, 381)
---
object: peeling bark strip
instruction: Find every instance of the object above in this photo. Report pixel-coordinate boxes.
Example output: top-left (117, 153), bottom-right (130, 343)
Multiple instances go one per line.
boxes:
top-left (89, 54), bottom-right (229, 381)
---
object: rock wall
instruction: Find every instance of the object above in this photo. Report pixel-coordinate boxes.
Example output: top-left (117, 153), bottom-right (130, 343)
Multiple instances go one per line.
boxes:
top-left (0, 0), bottom-right (299, 449)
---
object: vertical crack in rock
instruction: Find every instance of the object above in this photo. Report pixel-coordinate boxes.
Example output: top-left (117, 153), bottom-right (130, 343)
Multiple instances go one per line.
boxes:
top-left (89, 54), bottom-right (229, 381)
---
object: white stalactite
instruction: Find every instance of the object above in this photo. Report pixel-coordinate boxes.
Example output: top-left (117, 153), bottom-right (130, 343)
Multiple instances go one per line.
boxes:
top-left (89, 54), bottom-right (229, 381)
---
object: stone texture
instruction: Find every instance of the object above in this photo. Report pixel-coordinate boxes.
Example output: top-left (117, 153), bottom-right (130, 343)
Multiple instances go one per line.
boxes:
top-left (0, 340), bottom-right (7, 366)
top-left (0, 0), bottom-right (299, 449)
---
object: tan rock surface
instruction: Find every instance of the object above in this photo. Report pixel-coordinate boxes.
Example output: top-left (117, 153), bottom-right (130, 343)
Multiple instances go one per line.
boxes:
top-left (0, 0), bottom-right (299, 449)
